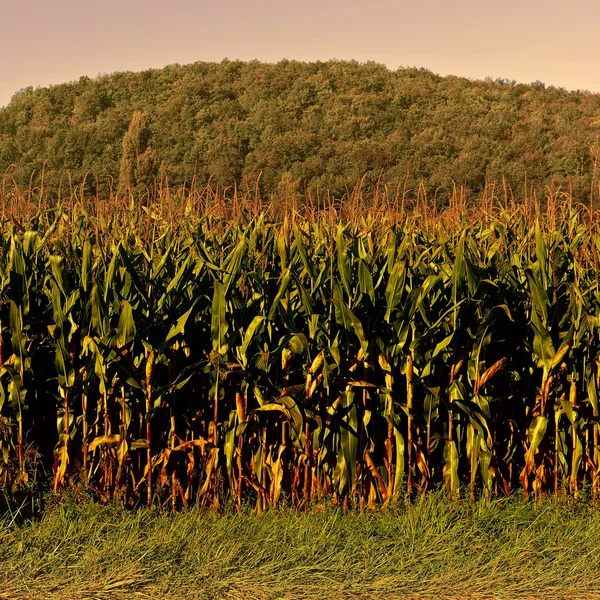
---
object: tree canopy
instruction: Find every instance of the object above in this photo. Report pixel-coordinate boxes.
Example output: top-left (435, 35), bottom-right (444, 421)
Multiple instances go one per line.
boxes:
top-left (2, 60), bottom-right (600, 201)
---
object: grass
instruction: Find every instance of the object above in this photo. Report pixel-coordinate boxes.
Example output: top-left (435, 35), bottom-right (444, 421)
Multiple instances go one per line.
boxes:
top-left (1, 492), bottom-right (599, 599)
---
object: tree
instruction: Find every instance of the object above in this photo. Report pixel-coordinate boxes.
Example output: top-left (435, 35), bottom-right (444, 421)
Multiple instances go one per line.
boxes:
top-left (117, 111), bottom-right (154, 197)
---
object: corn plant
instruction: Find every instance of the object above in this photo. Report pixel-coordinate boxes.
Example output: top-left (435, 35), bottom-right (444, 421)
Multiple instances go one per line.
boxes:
top-left (0, 198), bottom-right (599, 509)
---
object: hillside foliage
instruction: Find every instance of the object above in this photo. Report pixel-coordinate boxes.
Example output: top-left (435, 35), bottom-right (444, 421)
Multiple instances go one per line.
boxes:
top-left (2, 60), bottom-right (600, 201)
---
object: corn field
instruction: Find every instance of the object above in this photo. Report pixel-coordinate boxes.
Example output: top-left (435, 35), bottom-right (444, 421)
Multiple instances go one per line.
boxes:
top-left (1, 188), bottom-right (600, 510)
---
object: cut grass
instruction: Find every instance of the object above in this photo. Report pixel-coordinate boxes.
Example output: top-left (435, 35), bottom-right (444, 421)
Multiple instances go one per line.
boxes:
top-left (0, 492), bottom-right (599, 599)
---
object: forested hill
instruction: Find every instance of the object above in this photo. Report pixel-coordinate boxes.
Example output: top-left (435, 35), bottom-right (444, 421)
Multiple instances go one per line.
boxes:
top-left (2, 59), bottom-right (600, 201)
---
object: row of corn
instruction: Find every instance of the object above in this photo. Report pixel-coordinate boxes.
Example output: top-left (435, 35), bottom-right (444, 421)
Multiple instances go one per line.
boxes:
top-left (0, 204), bottom-right (599, 509)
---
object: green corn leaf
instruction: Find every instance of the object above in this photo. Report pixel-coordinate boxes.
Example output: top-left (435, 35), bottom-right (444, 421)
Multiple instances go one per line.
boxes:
top-left (358, 260), bottom-right (375, 304)
top-left (222, 235), bottom-right (247, 293)
top-left (118, 244), bottom-right (147, 300)
top-left (443, 440), bottom-right (460, 496)
top-left (524, 416), bottom-right (549, 470)
top-left (535, 221), bottom-right (549, 290)
top-left (336, 227), bottom-right (353, 299)
top-left (166, 306), bottom-right (195, 342)
top-left (293, 226), bottom-right (316, 282)
top-left (211, 280), bottom-right (228, 354)
top-left (150, 240), bottom-right (174, 281)
top-left (117, 300), bottom-right (136, 347)
top-left (238, 315), bottom-right (265, 367)
top-left (268, 269), bottom-right (291, 321)
top-left (384, 261), bottom-right (406, 322)
top-left (104, 245), bottom-right (120, 302)
top-left (81, 239), bottom-right (92, 294)
top-left (340, 391), bottom-right (359, 493)
top-left (333, 295), bottom-right (368, 355)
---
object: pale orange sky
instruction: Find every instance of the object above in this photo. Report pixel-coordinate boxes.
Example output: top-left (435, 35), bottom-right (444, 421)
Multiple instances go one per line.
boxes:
top-left (1, 0), bottom-right (599, 107)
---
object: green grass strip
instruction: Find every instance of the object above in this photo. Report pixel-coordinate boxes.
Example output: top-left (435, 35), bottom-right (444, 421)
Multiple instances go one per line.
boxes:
top-left (1, 492), bottom-right (599, 599)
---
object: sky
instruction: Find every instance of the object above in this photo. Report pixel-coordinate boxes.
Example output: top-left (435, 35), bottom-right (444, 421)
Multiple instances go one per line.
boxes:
top-left (1, 0), bottom-right (599, 107)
